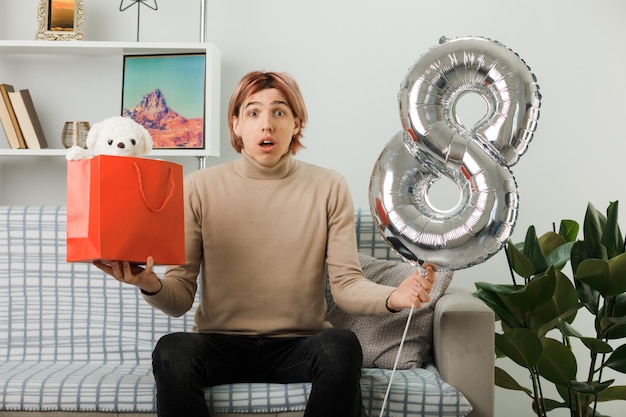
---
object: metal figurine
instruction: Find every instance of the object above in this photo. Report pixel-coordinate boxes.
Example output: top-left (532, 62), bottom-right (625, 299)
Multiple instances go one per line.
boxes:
top-left (119, 0), bottom-right (158, 41)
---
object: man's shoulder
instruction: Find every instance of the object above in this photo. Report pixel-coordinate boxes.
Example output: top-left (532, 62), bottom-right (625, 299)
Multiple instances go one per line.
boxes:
top-left (296, 160), bottom-right (345, 181)
top-left (186, 160), bottom-right (236, 181)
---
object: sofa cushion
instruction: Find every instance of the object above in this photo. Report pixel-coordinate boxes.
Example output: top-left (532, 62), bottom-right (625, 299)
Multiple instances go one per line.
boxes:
top-left (326, 253), bottom-right (453, 369)
top-left (205, 365), bottom-right (472, 417)
top-left (360, 366), bottom-right (472, 417)
top-left (0, 361), bottom-right (157, 412)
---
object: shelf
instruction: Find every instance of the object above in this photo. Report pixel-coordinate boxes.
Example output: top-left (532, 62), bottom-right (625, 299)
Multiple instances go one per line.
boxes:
top-left (0, 40), bottom-right (221, 204)
top-left (0, 148), bottom-right (214, 157)
top-left (0, 40), bottom-right (221, 157)
top-left (0, 40), bottom-right (213, 56)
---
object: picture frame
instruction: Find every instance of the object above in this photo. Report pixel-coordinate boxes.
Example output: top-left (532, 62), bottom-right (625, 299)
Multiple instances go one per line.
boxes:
top-left (122, 53), bottom-right (207, 150)
top-left (36, 0), bottom-right (85, 41)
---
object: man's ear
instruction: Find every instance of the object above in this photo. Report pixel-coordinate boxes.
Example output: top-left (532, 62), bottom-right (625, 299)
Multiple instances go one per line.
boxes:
top-left (293, 119), bottom-right (300, 136)
top-left (232, 115), bottom-right (240, 136)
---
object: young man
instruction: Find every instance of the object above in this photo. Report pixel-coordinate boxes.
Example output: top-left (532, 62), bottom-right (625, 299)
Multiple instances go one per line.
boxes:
top-left (95, 71), bottom-right (434, 417)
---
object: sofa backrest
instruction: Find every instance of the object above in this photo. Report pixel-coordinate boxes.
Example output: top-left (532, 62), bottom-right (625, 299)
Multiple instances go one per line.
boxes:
top-left (354, 207), bottom-right (401, 261)
top-left (0, 206), bottom-right (401, 363)
top-left (0, 206), bottom-right (194, 364)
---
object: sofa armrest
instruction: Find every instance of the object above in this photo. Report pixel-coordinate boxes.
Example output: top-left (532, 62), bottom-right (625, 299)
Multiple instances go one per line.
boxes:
top-left (433, 287), bottom-right (495, 417)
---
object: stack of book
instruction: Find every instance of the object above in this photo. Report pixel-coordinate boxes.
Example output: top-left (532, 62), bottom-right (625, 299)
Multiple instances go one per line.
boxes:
top-left (0, 84), bottom-right (48, 149)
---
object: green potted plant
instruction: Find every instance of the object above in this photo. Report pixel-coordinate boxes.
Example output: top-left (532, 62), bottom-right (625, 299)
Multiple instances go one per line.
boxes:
top-left (474, 201), bottom-right (626, 416)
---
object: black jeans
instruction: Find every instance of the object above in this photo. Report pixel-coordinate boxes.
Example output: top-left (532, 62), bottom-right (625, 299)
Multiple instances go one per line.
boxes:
top-left (152, 328), bottom-right (364, 417)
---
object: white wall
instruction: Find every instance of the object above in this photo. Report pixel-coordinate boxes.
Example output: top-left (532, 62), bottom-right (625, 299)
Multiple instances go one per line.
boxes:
top-left (2, 1), bottom-right (626, 416)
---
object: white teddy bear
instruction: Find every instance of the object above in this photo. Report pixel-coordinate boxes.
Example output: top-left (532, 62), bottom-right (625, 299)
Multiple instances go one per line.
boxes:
top-left (66, 116), bottom-right (153, 160)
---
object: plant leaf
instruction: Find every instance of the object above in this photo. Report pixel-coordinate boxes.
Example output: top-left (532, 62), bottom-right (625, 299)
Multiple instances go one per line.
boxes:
top-left (541, 398), bottom-right (569, 412)
top-left (530, 268), bottom-right (579, 335)
top-left (602, 201), bottom-right (624, 259)
top-left (570, 240), bottom-right (587, 274)
top-left (523, 225), bottom-right (549, 274)
top-left (494, 366), bottom-right (532, 394)
top-left (474, 281), bottom-right (515, 296)
top-left (597, 384), bottom-right (626, 401)
top-left (473, 284), bottom-right (523, 329)
top-left (506, 241), bottom-right (535, 279)
top-left (600, 315), bottom-right (626, 340)
top-left (496, 329), bottom-right (543, 369)
top-left (576, 254), bottom-right (626, 296)
top-left (538, 231), bottom-right (567, 258)
top-left (557, 319), bottom-right (613, 354)
top-left (508, 270), bottom-right (556, 311)
top-left (559, 219), bottom-right (580, 243)
top-left (536, 338), bottom-right (577, 386)
top-left (569, 379), bottom-right (614, 395)
top-left (603, 343), bottom-right (626, 373)
top-left (583, 202), bottom-right (608, 260)
top-left (544, 241), bottom-right (576, 271)
top-left (574, 274), bottom-right (601, 316)
top-left (599, 293), bottom-right (626, 339)
top-left (555, 384), bottom-right (586, 409)
top-left (536, 303), bottom-right (584, 340)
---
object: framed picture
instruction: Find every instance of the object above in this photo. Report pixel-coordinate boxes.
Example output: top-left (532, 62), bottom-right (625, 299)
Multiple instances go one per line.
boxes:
top-left (36, 0), bottom-right (85, 41)
top-left (122, 53), bottom-right (207, 150)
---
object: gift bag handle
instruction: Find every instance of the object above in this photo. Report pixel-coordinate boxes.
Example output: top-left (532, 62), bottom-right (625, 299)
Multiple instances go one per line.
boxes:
top-left (133, 162), bottom-right (176, 212)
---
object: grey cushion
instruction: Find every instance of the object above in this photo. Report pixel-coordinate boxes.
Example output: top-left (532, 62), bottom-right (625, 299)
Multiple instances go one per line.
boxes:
top-left (326, 253), bottom-right (453, 369)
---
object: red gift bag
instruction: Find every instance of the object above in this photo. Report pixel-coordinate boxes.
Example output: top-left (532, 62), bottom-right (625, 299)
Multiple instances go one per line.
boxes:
top-left (66, 155), bottom-right (185, 265)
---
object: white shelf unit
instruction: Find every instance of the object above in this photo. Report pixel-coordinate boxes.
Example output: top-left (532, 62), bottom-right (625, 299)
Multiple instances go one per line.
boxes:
top-left (0, 40), bottom-right (221, 205)
top-left (0, 40), bottom-right (221, 157)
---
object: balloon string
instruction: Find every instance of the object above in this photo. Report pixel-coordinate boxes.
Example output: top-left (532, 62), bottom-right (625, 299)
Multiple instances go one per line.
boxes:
top-left (378, 304), bottom-right (415, 417)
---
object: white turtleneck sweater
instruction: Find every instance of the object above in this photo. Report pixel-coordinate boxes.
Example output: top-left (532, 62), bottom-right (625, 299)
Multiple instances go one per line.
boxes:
top-left (143, 152), bottom-right (395, 337)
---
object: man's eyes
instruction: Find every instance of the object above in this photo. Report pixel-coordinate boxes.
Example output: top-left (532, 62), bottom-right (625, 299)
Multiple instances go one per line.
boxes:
top-left (246, 109), bottom-right (287, 117)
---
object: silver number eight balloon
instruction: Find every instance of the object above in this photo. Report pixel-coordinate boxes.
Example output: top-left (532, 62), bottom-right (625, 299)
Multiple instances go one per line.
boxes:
top-left (369, 36), bottom-right (541, 270)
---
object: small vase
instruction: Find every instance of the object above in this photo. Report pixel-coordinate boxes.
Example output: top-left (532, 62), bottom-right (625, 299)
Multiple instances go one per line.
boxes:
top-left (62, 121), bottom-right (90, 148)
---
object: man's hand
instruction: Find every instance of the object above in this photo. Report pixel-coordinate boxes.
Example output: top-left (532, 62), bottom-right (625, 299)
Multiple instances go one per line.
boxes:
top-left (93, 256), bottom-right (162, 294)
top-left (387, 263), bottom-right (436, 311)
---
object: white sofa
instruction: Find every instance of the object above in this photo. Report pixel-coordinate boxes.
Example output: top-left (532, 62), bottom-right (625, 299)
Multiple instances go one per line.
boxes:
top-left (0, 206), bottom-right (494, 417)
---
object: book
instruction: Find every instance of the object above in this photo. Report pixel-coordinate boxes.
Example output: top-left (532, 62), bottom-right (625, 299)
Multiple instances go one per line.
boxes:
top-left (0, 84), bottom-right (27, 149)
top-left (8, 89), bottom-right (48, 149)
